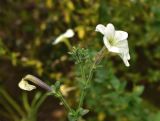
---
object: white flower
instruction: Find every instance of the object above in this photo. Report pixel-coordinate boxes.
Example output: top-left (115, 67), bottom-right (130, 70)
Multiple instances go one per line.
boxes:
top-left (18, 78), bottom-right (36, 91)
top-left (53, 29), bottom-right (75, 45)
top-left (95, 23), bottom-right (130, 67)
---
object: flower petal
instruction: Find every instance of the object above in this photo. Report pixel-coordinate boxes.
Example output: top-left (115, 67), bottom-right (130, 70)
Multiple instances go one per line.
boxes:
top-left (103, 36), bottom-right (111, 50)
top-left (105, 23), bottom-right (115, 38)
top-left (123, 57), bottom-right (130, 67)
top-left (115, 31), bottom-right (128, 41)
top-left (95, 24), bottom-right (107, 35)
top-left (103, 36), bottom-right (121, 53)
top-left (114, 39), bottom-right (129, 53)
top-left (127, 53), bottom-right (130, 60)
top-left (18, 79), bottom-right (36, 91)
top-left (109, 46), bottom-right (122, 53)
top-left (64, 29), bottom-right (75, 38)
top-left (118, 53), bottom-right (130, 67)
top-left (52, 35), bottom-right (65, 45)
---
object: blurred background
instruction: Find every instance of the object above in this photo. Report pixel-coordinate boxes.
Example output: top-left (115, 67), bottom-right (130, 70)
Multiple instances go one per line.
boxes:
top-left (0, 0), bottom-right (160, 121)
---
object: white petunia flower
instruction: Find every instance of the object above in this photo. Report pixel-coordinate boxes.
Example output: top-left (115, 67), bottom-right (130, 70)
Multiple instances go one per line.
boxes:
top-left (53, 29), bottom-right (75, 45)
top-left (18, 78), bottom-right (36, 91)
top-left (95, 23), bottom-right (130, 67)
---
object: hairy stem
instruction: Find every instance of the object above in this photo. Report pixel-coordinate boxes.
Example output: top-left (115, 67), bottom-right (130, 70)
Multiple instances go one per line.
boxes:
top-left (58, 91), bottom-right (72, 112)
top-left (78, 46), bottom-right (106, 111)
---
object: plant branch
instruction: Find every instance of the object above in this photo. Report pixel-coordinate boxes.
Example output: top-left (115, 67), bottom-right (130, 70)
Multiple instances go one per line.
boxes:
top-left (58, 91), bottom-right (72, 112)
top-left (78, 46), bottom-right (106, 110)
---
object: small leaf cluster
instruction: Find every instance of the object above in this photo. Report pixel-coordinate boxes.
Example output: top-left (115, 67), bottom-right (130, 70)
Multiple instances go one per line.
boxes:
top-left (48, 81), bottom-right (61, 97)
top-left (68, 108), bottom-right (89, 121)
top-left (68, 47), bottom-right (91, 64)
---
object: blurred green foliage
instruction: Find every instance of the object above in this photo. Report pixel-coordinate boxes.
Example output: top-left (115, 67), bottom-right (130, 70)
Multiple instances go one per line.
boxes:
top-left (0, 0), bottom-right (160, 121)
top-left (0, 87), bottom-right (48, 121)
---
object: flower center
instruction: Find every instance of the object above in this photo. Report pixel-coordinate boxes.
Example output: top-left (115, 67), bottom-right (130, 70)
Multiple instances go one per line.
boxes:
top-left (108, 37), bottom-right (115, 46)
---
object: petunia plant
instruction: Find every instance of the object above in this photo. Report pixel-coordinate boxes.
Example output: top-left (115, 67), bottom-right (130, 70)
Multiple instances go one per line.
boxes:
top-left (18, 23), bottom-right (130, 121)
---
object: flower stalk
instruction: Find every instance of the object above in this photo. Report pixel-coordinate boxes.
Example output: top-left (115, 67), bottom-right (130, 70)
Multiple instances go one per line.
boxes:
top-left (57, 91), bottom-right (72, 112)
top-left (78, 46), bottom-right (106, 113)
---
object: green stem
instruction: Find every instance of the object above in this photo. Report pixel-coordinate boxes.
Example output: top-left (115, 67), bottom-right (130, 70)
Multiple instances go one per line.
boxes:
top-left (22, 93), bottom-right (30, 112)
top-left (0, 89), bottom-right (25, 117)
top-left (34, 93), bottom-right (48, 111)
top-left (31, 92), bottom-right (43, 108)
top-left (78, 46), bottom-right (106, 110)
top-left (78, 65), bottom-right (86, 109)
top-left (0, 96), bottom-right (20, 121)
top-left (64, 39), bottom-right (72, 51)
top-left (23, 93), bottom-right (48, 121)
top-left (58, 91), bottom-right (72, 112)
